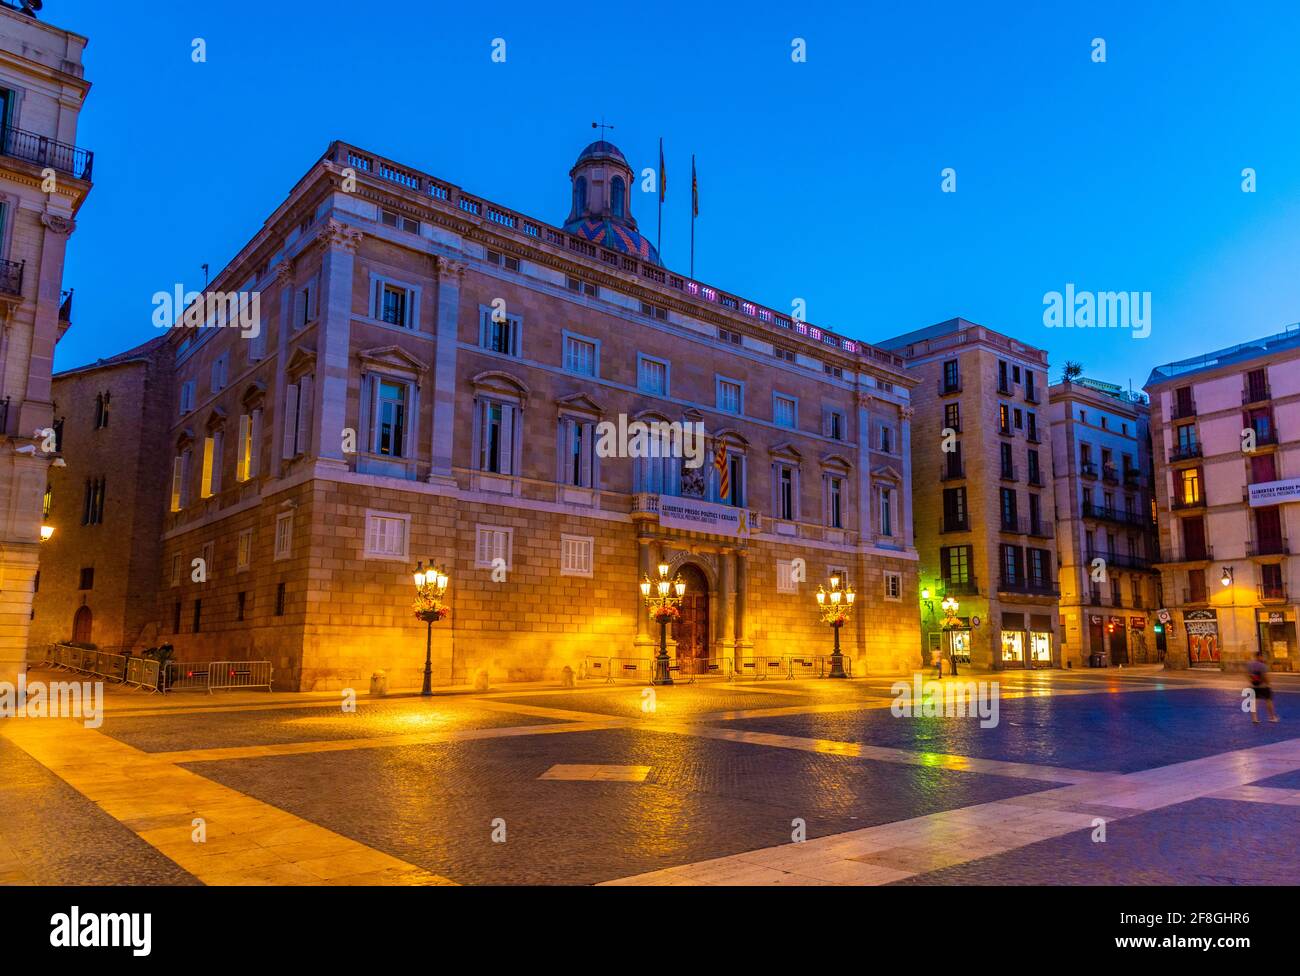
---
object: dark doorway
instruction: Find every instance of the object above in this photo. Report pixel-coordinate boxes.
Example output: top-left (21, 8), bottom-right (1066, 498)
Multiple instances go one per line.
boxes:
top-left (71, 605), bottom-right (92, 644)
top-left (671, 563), bottom-right (710, 671)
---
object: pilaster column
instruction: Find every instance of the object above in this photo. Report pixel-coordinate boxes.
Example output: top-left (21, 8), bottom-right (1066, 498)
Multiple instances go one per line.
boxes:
top-left (900, 404), bottom-right (915, 548)
top-left (734, 549), bottom-right (751, 662)
top-left (270, 259), bottom-right (296, 474)
top-left (635, 534), bottom-right (653, 648)
top-left (429, 258), bottom-right (466, 485)
top-left (314, 219), bottom-right (362, 464)
top-left (18, 214), bottom-right (74, 437)
top-left (855, 392), bottom-right (874, 543)
top-left (720, 548), bottom-right (736, 654)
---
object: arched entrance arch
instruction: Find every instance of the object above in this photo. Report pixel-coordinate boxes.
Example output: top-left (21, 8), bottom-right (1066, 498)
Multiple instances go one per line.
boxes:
top-left (71, 605), bottom-right (92, 644)
top-left (671, 563), bottom-right (711, 671)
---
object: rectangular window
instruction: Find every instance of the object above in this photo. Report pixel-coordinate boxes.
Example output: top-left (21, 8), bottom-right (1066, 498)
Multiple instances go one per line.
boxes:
top-left (200, 540), bottom-right (215, 579)
top-left (718, 328), bottom-right (743, 346)
top-left (78, 567), bottom-right (94, 590)
top-left (776, 558), bottom-right (797, 594)
top-left (192, 599), bottom-right (202, 634)
top-left (826, 410), bottom-right (845, 441)
top-left (479, 307), bottom-right (521, 357)
top-left (236, 410), bottom-right (261, 482)
top-left (372, 277), bottom-right (419, 329)
top-left (170, 451), bottom-right (191, 512)
top-left (563, 333), bottom-right (598, 376)
top-left (827, 476), bottom-right (843, 529)
top-left (566, 276), bottom-right (598, 297)
top-left (201, 430), bottom-right (222, 498)
top-left (381, 208), bottom-right (421, 234)
top-left (211, 354), bottom-right (228, 392)
top-left (884, 571), bottom-right (902, 601)
top-left (640, 301), bottom-right (667, 320)
top-left (1000, 487), bottom-right (1018, 529)
top-left (1028, 449), bottom-right (1040, 485)
top-left (475, 526), bottom-right (513, 569)
top-left (281, 375), bottom-right (313, 459)
top-left (560, 418), bottom-right (594, 488)
top-left (774, 346), bottom-right (796, 364)
top-left (638, 355), bottom-right (669, 395)
top-left (879, 486), bottom-right (893, 536)
top-left (824, 364), bottom-right (844, 379)
top-left (560, 534), bottom-right (594, 577)
top-left (172, 601), bottom-right (182, 633)
top-left (237, 529), bottom-right (253, 571)
top-left (237, 591), bottom-right (247, 622)
top-left (879, 424), bottom-right (893, 453)
top-left (774, 395), bottom-right (797, 429)
top-left (375, 380), bottom-right (408, 457)
top-left (179, 380), bottom-right (196, 415)
top-left (942, 359), bottom-right (960, 393)
top-left (943, 486), bottom-right (967, 530)
top-left (944, 402), bottom-right (960, 432)
top-left (942, 545), bottom-right (971, 584)
top-left (364, 511), bottom-right (410, 560)
top-left (999, 403), bottom-right (1011, 434)
top-left (716, 378), bottom-right (743, 415)
top-left (478, 400), bottom-right (517, 475)
top-left (777, 465), bottom-right (795, 520)
top-left (274, 511), bottom-right (293, 560)
top-left (275, 581), bottom-right (286, 616)
top-left (171, 553), bottom-right (182, 586)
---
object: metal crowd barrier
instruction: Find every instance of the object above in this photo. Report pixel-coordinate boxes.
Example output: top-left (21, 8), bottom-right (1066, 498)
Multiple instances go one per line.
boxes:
top-left (607, 657), bottom-right (653, 684)
top-left (42, 642), bottom-right (163, 693)
top-left (164, 661), bottom-right (273, 694)
top-left (580, 656), bottom-right (615, 684)
top-left (730, 654), bottom-right (855, 680)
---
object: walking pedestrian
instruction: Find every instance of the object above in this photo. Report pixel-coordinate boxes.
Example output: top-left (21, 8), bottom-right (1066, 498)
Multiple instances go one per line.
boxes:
top-left (1247, 651), bottom-right (1279, 724)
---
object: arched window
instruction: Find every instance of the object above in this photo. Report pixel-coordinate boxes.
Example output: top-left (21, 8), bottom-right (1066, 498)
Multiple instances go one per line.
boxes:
top-left (611, 176), bottom-right (625, 218)
top-left (574, 176), bottom-right (587, 216)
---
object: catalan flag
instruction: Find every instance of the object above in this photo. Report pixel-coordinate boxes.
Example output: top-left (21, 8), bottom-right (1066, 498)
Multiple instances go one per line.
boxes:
top-left (714, 438), bottom-right (729, 501)
top-left (658, 137), bottom-right (667, 203)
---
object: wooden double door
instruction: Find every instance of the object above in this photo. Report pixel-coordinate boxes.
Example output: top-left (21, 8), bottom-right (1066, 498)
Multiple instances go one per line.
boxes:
top-left (670, 564), bottom-right (711, 670)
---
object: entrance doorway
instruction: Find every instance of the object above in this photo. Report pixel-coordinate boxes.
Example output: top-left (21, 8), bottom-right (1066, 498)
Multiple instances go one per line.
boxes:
top-left (71, 605), bottom-right (93, 644)
top-left (671, 564), bottom-right (710, 671)
top-left (1188, 632), bottom-right (1220, 666)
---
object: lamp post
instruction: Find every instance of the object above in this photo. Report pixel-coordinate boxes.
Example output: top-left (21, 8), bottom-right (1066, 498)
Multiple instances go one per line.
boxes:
top-left (815, 574), bottom-right (855, 678)
top-left (641, 561), bottom-right (686, 685)
top-left (940, 594), bottom-right (960, 676)
top-left (412, 560), bottom-right (450, 696)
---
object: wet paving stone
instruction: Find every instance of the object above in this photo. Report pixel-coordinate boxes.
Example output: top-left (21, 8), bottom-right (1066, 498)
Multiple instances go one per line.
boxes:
top-left (0, 737), bottom-right (199, 886)
top-left (98, 700), bottom-right (557, 753)
top-left (1249, 767), bottom-right (1300, 790)
top-left (725, 689), bottom-right (1297, 773)
top-left (490, 685), bottom-right (842, 720)
top-left (185, 727), bottom-right (1056, 885)
top-left (894, 797), bottom-right (1300, 885)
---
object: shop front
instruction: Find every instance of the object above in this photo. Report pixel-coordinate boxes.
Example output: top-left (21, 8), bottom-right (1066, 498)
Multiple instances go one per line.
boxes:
top-left (1128, 616), bottom-right (1151, 663)
top-left (1257, 608), bottom-right (1296, 672)
top-left (1028, 613), bottom-right (1054, 668)
top-left (1184, 609), bottom-right (1220, 668)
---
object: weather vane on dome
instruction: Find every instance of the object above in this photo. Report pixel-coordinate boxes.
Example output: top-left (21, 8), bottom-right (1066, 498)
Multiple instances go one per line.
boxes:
top-left (591, 118), bottom-right (615, 139)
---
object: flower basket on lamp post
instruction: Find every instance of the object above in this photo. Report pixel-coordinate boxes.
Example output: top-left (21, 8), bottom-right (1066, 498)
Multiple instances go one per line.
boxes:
top-left (641, 563), bottom-right (686, 685)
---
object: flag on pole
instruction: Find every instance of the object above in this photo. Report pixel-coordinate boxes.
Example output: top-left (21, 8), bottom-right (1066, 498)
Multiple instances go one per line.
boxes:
top-left (659, 138), bottom-right (667, 203)
top-left (713, 438), bottom-right (729, 501)
top-left (691, 155), bottom-right (699, 217)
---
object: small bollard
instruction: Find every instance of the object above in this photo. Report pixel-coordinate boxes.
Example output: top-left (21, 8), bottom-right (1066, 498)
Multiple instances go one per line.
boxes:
top-left (369, 670), bottom-right (388, 696)
top-left (561, 665), bottom-right (575, 688)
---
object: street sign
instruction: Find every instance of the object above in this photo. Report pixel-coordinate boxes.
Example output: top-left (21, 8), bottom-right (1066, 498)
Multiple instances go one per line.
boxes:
top-left (1157, 608), bottom-right (1171, 624)
top-left (971, 615), bottom-right (981, 628)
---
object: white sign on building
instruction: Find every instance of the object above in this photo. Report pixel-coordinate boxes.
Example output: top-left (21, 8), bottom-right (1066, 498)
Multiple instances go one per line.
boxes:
top-left (1247, 478), bottom-right (1300, 507)
top-left (657, 496), bottom-right (761, 538)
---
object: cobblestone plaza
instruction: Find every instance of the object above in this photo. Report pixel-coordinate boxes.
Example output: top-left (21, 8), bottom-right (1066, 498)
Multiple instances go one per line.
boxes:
top-left (2, 666), bottom-right (1296, 886)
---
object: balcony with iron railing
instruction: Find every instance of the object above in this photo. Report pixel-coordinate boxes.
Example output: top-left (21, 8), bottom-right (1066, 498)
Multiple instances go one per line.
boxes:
top-left (1165, 543), bottom-right (1213, 564)
top-left (1079, 461), bottom-right (1098, 479)
top-left (1087, 549), bottom-right (1152, 571)
top-left (1102, 464), bottom-right (1120, 484)
top-left (1, 126), bottom-right (94, 181)
top-left (1123, 468), bottom-right (1141, 488)
top-left (940, 515), bottom-right (970, 533)
top-left (999, 576), bottom-right (1059, 597)
top-left (1183, 587), bottom-right (1209, 605)
top-left (1082, 501), bottom-right (1144, 526)
top-left (1243, 384), bottom-right (1271, 406)
top-left (1168, 443), bottom-right (1202, 463)
top-left (1170, 399), bottom-right (1197, 421)
top-left (941, 578), bottom-right (980, 596)
top-left (1259, 583), bottom-right (1288, 603)
top-left (0, 258), bottom-right (22, 298)
top-left (1247, 537), bottom-right (1290, 557)
top-left (940, 460), bottom-right (966, 481)
top-left (1025, 386), bottom-right (1040, 405)
top-left (1249, 427), bottom-right (1279, 448)
top-left (938, 376), bottom-right (962, 396)
top-left (1171, 493), bottom-right (1206, 511)
top-left (999, 464), bottom-right (1017, 482)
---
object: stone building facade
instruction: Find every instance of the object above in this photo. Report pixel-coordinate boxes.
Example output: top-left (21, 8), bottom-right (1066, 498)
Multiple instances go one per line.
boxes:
top-left (1147, 326), bottom-right (1300, 672)
top-left (1048, 377), bottom-right (1160, 669)
top-left (879, 319), bottom-right (1060, 670)
top-left (29, 337), bottom-right (171, 654)
top-left (135, 138), bottom-right (918, 690)
top-left (0, 2), bottom-right (92, 686)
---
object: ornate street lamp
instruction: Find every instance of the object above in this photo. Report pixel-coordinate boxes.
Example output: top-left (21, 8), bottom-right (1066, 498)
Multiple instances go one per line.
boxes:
top-left (641, 561), bottom-right (686, 685)
top-left (412, 560), bottom-right (450, 696)
top-left (940, 594), bottom-right (960, 676)
top-left (815, 574), bottom-right (855, 678)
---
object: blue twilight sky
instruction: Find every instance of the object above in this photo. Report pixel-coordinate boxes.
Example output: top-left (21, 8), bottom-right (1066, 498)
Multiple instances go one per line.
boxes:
top-left (50, 0), bottom-right (1300, 388)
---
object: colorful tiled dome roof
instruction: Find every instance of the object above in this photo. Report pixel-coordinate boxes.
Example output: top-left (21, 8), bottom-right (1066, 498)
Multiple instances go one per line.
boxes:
top-left (563, 217), bottom-right (661, 264)
top-left (574, 140), bottom-right (627, 165)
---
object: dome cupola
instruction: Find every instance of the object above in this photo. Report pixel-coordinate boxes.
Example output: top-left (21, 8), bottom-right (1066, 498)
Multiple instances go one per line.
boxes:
top-left (563, 139), bottom-right (661, 265)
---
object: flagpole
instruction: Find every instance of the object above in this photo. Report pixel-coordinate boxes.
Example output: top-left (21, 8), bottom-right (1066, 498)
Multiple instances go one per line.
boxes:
top-left (690, 153), bottom-right (696, 279)
top-left (657, 137), bottom-right (664, 257)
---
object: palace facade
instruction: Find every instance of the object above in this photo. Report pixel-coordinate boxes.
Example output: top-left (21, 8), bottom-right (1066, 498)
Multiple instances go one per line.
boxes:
top-left (50, 139), bottom-right (920, 689)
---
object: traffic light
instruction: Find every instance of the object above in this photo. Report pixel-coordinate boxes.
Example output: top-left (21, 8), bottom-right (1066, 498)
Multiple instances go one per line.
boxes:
top-left (1153, 623), bottom-right (1164, 634)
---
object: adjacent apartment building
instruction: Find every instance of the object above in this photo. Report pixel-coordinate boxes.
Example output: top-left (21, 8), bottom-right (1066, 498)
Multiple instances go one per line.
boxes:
top-left (879, 319), bottom-right (1059, 670)
top-left (1147, 325), bottom-right (1300, 671)
top-left (1049, 376), bottom-right (1161, 669)
top-left (29, 337), bottom-right (172, 654)
top-left (79, 137), bottom-right (920, 690)
top-left (0, 1), bottom-right (92, 686)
